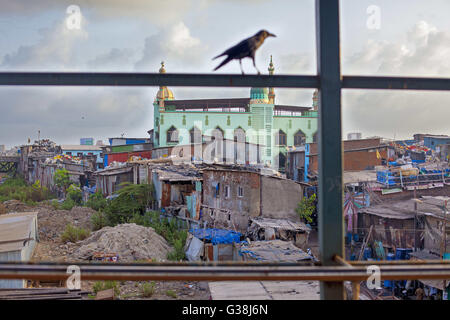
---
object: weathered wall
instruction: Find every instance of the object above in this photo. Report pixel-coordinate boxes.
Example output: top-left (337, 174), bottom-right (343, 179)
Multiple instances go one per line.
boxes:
top-left (260, 176), bottom-right (303, 222)
top-left (202, 170), bottom-right (260, 232)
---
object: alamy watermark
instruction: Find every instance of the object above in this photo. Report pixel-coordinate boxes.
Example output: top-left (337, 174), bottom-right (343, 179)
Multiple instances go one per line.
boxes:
top-left (66, 5), bottom-right (82, 30)
top-left (66, 265), bottom-right (81, 290)
top-left (366, 265), bottom-right (382, 289)
top-left (366, 5), bottom-right (381, 30)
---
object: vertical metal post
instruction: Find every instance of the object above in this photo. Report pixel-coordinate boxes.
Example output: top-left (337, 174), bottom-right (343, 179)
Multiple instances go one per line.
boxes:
top-left (315, 0), bottom-right (345, 299)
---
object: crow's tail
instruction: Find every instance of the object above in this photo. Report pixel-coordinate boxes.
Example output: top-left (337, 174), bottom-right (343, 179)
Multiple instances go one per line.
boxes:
top-left (213, 56), bottom-right (232, 71)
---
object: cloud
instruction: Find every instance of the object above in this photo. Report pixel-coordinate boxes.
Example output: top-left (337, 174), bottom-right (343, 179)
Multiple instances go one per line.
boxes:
top-left (0, 0), bottom-right (207, 27)
top-left (0, 18), bottom-right (88, 71)
top-left (0, 87), bottom-right (152, 148)
top-left (135, 22), bottom-right (208, 71)
top-left (342, 21), bottom-right (450, 139)
top-left (344, 20), bottom-right (450, 77)
top-left (87, 48), bottom-right (136, 71)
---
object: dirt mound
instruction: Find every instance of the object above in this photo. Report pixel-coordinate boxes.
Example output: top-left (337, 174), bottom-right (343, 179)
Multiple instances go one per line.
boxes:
top-left (72, 223), bottom-right (173, 262)
top-left (0, 202), bottom-right (6, 215)
top-left (37, 206), bottom-right (96, 241)
top-left (2, 199), bottom-right (31, 213)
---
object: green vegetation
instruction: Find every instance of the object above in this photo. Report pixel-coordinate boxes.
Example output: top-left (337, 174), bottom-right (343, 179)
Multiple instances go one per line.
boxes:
top-left (296, 193), bottom-right (316, 223)
top-left (92, 281), bottom-right (120, 297)
top-left (53, 168), bottom-right (71, 193)
top-left (50, 199), bottom-right (60, 210)
top-left (61, 223), bottom-right (90, 243)
top-left (66, 184), bottom-right (82, 205)
top-left (165, 289), bottom-right (177, 298)
top-left (139, 281), bottom-right (156, 298)
top-left (103, 182), bottom-right (154, 226)
top-left (86, 191), bottom-right (107, 211)
top-left (0, 177), bottom-right (54, 204)
top-left (129, 211), bottom-right (187, 261)
top-left (90, 210), bottom-right (108, 231)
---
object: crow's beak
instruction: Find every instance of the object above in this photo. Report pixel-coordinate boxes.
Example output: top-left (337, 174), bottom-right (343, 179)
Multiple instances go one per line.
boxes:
top-left (269, 33), bottom-right (276, 37)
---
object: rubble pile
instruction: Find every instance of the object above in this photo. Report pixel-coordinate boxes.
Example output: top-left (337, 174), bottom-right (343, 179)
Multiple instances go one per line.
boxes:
top-left (37, 206), bottom-right (95, 241)
top-left (2, 199), bottom-right (31, 213)
top-left (72, 223), bottom-right (172, 262)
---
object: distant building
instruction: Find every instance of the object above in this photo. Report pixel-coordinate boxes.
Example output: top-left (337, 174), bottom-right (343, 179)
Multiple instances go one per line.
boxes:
top-left (102, 138), bottom-right (153, 168)
top-left (287, 137), bottom-right (393, 182)
top-left (80, 138), bottom-right (94, 146)
top-left (151, 60), bottom-right (318, 170)
top-left (0, 145), bottom-right (5, 153)
top-left (61, 145), bottom-right (103, 169)
top-left (347, 132), bottom-right (362, 140)
top-left (423, 135), bottom-right (450, 151)
top-left (108, 137), bottom-right (151, 146)
top-left (201, 166), bottom-right (307, 233)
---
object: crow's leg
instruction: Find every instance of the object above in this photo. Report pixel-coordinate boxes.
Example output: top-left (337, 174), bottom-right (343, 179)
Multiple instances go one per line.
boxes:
top-left (252, 57), bottom-right (261, 75)
top-left (239, 59), bottom-right (245, 75)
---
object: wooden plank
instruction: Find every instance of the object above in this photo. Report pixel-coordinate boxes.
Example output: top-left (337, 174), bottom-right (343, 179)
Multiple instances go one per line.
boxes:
top-left (358, 225), bottom-right (374, 260)
top-left (95, 288), bottom-right (115, 300)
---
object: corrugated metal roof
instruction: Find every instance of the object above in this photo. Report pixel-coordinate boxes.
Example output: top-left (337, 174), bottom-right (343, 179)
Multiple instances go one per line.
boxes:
top-left (343, 170), bottom-right (377, 184)
top-left (239, 240), bottom-right (313, 262)
top-left (61, 145), bottom-right (102, 151)
top-left (0, 212), bottom-right (38, 253)
top-left (250, 218), bottom-right (310, 232)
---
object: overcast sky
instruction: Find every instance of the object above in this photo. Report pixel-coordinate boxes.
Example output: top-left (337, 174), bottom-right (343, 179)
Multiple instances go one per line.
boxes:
top-left (1, 0), bottom-right (449, 148)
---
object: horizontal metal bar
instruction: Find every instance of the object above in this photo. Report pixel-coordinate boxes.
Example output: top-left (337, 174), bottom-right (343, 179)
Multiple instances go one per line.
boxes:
top-left (1, 72), bottom-right (449, 91)
top-left (343, 76), bottom-right (450, 91)
top-left (0, 263), bottom-right (449, 282)
top-left (0, 72), bottom-right (318, 88)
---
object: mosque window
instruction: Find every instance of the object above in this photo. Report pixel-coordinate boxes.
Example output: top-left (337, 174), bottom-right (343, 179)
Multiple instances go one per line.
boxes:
top-left (313, 131), bottom-right (318, 143)
top-left (277, 130), bottom-right (287, 146)
top-left (212, 127), bottom-right (224, 140)
top-left (190, 127), bottom-right (202, 143)
top-left (167, 126), bottom-right (179, 143)
top-left (234, 128), bottom-right (246, 142)
top-left (294, 130), bottom-right (306, 146)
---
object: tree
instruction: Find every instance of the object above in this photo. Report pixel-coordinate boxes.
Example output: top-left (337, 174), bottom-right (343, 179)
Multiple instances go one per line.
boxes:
top-left (296, 193), bottom-right (316, 223)
top-left (54, 168), bottom-right (71, 194)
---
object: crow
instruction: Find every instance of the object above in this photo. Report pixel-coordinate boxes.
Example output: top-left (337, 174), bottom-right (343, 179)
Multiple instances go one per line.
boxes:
top-left (213, 29), bottom-right (276, 74)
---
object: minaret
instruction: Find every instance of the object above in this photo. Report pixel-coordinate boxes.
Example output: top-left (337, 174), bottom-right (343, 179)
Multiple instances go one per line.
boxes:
top-left (155, 61), bottom-right (175, 113)
top-left (312, 89), bottom-right (319, 111)
top-left (268, 55), bottom-right (275, 104)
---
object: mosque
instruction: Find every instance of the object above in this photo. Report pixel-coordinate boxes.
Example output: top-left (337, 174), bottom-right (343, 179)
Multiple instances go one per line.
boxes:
top-left (151, 57), bottom-right (318, 170)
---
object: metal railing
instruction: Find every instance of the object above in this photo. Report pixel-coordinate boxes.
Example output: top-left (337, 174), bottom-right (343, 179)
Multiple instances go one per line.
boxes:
top-left (1, 0), bottom-right (450, 300)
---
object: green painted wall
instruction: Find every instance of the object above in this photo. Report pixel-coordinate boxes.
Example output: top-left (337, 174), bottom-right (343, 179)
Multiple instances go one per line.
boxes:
top-left (153, 98), bottom-right (318, 166)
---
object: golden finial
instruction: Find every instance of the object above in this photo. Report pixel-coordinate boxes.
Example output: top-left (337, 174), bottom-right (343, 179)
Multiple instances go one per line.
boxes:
top-left (268, 55), bottom-right (274, 75)
top-left (159, 61), bottom-right (166, 74)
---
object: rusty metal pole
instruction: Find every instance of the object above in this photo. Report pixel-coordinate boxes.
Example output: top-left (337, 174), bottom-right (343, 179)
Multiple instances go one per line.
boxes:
top-left (316, 0), bottom-right (345, 300)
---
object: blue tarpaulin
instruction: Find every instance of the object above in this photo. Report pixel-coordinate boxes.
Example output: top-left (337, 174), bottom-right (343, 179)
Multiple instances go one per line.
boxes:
top-left (189, 228), bottom-right (242, 245)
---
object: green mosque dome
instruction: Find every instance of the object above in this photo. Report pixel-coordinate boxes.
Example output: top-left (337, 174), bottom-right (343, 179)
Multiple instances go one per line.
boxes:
top-left (250, 87), bottom-right (269, 100)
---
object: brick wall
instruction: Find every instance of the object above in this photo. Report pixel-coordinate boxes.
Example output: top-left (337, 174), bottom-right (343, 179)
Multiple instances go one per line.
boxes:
top-left (309, 138), bottom-right (386, 172)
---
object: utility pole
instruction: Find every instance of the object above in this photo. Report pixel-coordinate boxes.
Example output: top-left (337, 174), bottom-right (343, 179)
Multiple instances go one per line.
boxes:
top-left (443, 200), bottom-right (448, 300)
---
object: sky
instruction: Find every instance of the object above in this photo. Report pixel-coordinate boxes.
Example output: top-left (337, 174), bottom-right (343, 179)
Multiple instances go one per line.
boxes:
top-left (1, 0), bottom-right (450, 148)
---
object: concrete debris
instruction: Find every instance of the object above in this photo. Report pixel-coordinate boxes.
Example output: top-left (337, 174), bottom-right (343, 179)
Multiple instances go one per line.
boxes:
top-left (72, 223), bottom-right (173, 262)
